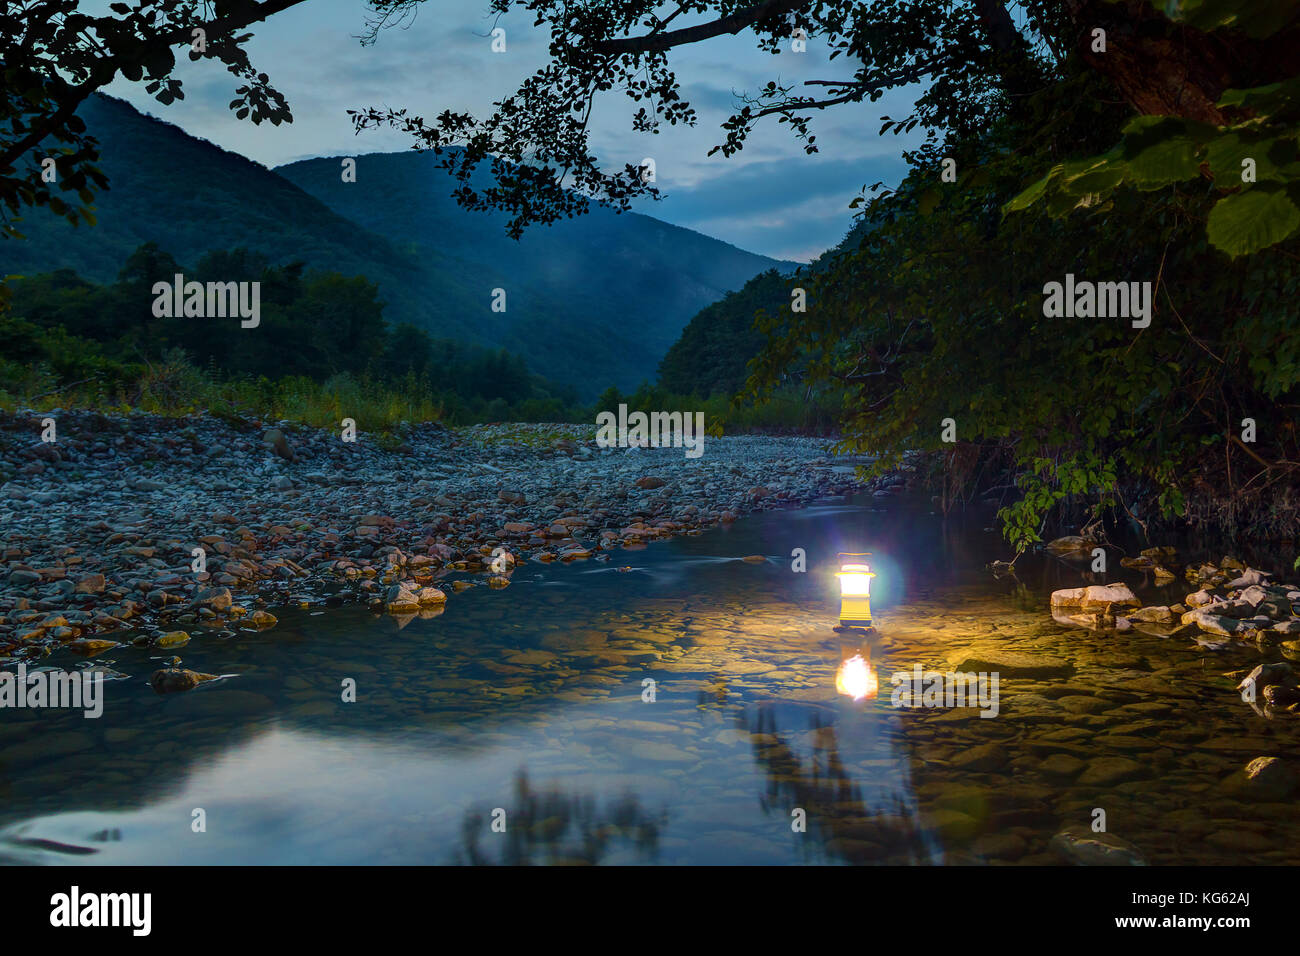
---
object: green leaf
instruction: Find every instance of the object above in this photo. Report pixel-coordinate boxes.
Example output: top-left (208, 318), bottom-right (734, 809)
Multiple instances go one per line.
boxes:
top-left (1126, 136), bottom-right (1201, 188)
top-left (1061, 161), bottom-right (1127, 196)
top-left (1205, 132), bottom-right (1278, 182)
top-left (1002, 167), bottom-right (1058, 214)
top-left (1149, 0), bottom-right (1300, 38)
top-left (1217, 77), bottom-right (1300, 117)
top-left (1206, 186), bottom-right (1300, 257)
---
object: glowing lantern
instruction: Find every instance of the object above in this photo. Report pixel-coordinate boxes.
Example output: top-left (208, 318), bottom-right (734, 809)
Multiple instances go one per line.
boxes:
top-left (836, 553), bottom-right (876, 628)
top-left (835, 654), bottom-right (878, 701)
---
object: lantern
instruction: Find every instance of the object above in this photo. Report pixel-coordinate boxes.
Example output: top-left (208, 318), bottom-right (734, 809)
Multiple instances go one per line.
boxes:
top-left (835, 552), bottom-right (875, 629)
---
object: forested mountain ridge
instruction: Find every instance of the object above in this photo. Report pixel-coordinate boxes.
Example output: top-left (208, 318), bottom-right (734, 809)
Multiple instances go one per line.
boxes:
top-left (0, 94), bottom-right (790, 395)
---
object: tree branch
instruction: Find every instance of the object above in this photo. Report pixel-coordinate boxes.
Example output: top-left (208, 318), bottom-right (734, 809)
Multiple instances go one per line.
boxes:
top-left (591, 0), bottom-right (805, 55)
top-left (0, 0), bottom-right (310, 171)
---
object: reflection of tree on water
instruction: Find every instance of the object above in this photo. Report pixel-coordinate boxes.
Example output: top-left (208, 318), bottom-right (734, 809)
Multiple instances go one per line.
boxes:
top-left (740, 702), bottom-right (939, 865)
top-left (453, 771), bottom-right (666, 865)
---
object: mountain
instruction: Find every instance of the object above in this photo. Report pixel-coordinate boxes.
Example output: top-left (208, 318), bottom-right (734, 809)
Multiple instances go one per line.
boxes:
top-left (654, 217), bottom-right (875, 397)
top-left (0, 94), bottom-right (789, 394)
top-left (657, 268), bottom-right (790, 397)
top-left (275, 151), bottom-right (794, 393)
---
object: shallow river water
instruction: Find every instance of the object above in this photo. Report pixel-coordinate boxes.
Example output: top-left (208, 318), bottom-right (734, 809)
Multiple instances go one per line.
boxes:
top-left (3, 493), bottom-right (1298, 865)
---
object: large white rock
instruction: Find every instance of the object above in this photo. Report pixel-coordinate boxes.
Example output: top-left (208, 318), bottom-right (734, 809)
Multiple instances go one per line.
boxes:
top-left (1181, 608), bottom-right (1245, 637)
top-left (1050, 583), bottom-right (1140, 609)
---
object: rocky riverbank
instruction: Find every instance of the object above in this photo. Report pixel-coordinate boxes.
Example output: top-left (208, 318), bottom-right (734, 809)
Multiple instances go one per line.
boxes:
top-left (1045, 549), bottom-right (1300, 718)
top-left (0, 409), bottom-right (866, 667)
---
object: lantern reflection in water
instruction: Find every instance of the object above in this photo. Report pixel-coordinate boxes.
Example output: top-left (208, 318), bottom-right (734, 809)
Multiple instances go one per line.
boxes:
top-left (835, 654), bottom-right (878, 701)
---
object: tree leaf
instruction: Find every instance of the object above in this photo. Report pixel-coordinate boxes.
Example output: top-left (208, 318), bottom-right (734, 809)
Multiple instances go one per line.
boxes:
top-left (1207, 186), bottom-right (1300, 257)
top-left (1126, 136), bottom-right (1201, 188)
top-left (1002, 167), bottom-right (1058, 214)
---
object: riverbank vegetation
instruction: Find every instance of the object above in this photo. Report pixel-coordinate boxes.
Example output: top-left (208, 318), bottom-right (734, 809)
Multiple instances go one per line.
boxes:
top-left (0, 243), bottom-right (823, 433)
top-left (0, 244), bottom-right (587, 427)
top-left (738, 5), bottom-right (1300, 550)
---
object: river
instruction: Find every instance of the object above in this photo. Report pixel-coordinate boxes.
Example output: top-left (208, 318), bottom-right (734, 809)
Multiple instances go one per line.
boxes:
top-left (2, 491), bottom-right (1297, 864)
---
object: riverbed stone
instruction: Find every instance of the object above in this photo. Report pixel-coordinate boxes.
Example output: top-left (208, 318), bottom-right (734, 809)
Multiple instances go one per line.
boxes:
top-left (1224, 757), bottom-right (1296, 800)
top-left (1050, 584), bottom-right (1139, 609)
top-left (948, 650), bottom-right (1074, 679)
top-left (149, 667), bottom-right (213, 693)
top-left (1078, 756), bottom-right (1146, 786)
top-left (1050, 827), bottom-right (1146, 865)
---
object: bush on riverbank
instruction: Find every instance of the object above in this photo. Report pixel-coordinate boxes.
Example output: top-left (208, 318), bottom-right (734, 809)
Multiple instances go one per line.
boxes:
top-left (743, 63), bottom-right (1300, 550)
top-left (596, 380), bottom-right (842, 436)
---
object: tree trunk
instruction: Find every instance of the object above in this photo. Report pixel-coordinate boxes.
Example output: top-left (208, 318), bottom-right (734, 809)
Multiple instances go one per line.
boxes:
top-left (1066, 0), bottom-right (1300, 123)
top-left (971, 0), bottom-right (1043, 102)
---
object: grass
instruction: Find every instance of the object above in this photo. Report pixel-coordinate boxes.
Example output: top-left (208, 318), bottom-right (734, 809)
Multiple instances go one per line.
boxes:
top-left (0, 349), bottom-right (444, 432)
top-left (1, 350), bottom-right (841, 437)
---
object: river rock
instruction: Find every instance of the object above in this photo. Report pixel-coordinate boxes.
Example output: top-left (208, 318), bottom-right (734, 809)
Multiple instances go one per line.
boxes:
top-left (262, 428), bottom-right (295, 462)
top-left (155, 630), bottom-right (190, 648)
top-left (149, 667), bottom-right (213, 694)
top-left (415, 587), bottom-right (447, 606)
top-left (948, 650), bottom-right (1074, 679)
top-left (1050, 584), bottom-right (1139, 610)
top-left (1129, 605), bottom-right (1174, 623)
top-left (1225, 569), bottom-right (1269, 589)
top-left (1237, 662), bottom-right (1292, 697)
top-left (385, 585), bottom-right (420, 613)
top-left (1181, 608), bottom-right (1244, 637)
top-left (1224, 757), bottom-right (1296, 801)
top-left (66, 638), bottom-right (119, 656)
top-left (193, 586), bottom-right (233, 611)
top-left (1077, 756), bottom-right (1146, 786)
top-left (73, 573), bottom-right (106, 594)
top-left (951, 743), bottom-right (1007, 772)
top-left (1045, 536), bottom-right (1095, 554)
top-left (1050, 827), bottom-right (1146, 866)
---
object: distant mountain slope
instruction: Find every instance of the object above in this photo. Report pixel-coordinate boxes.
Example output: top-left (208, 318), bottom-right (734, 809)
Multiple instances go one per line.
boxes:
top-left (276, 150), bottom-right (794, 389)
top-left (654, 217), bottom-right (878, 397)
top-left (0, 95), bottom-right (435, 343)
top-left (0, 94), bottom-right (788, 394)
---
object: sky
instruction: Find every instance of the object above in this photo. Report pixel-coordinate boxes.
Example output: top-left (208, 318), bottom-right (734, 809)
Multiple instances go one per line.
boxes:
top-left (102, 0), bottom-right (925, 262)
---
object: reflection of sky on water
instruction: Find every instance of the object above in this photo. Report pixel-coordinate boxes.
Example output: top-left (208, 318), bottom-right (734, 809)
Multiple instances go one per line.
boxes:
top-left (2, 690), bottom-right (937, 864)
top-left (2, 723), bottom-right (672, 865)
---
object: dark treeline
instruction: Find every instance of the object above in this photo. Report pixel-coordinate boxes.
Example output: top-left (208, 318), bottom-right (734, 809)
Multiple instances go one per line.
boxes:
top-left (0, 242), bottom-right (585, 425)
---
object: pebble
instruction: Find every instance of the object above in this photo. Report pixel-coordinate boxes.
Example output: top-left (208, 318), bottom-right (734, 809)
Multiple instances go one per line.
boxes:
top-left (0, 412), bottom-right (860, 660)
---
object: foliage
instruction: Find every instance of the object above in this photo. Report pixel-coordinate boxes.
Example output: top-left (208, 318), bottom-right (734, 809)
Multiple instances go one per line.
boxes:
top-left (745, 59), bottom-right (1300, 550)
top-left (1008, 1), bottom-right (1300, 256)
top-left (1, 0), bottom-right (300, 238)
top-left (657, 270), bottom-right (787, 398)
top-left (0, 245), bottom-right (588, 425)
top-left (13, 0), bottom-right (1289, 245)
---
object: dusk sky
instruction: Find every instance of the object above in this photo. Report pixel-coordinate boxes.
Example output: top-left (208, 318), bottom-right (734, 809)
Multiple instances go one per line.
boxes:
top-left (103, 0), bottom-right (925, 261)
